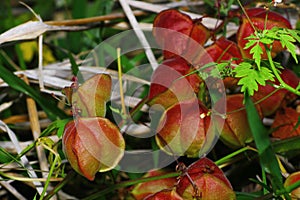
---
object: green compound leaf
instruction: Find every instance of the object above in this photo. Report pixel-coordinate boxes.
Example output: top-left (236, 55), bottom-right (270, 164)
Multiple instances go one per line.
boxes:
top-left (279, 32), bottom-right (297, 63)
top-left (234, 62), bottom-right (274, 96)
top-left (244, 35), bottom-right (258, 50)
top-left (263, 28), bottom-right (280, 40)
top-left (286, 29), bottom-right (300, 43)
top-left (249, 42), bottom-right (263, 70)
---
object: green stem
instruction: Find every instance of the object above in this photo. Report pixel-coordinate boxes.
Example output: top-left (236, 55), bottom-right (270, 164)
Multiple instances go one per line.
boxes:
top-left (281, 180), bottom-right (300, 195)
top-left (129, 96), bottom-right (148, 118)
top-left (82, 172), bottom-right (180, 200)
top-left (43, 171), bottom-right (76, 200)
top-left (236, 0), bottom-right (257, 32)
top-left (39, 155), bottom-right (59, 200)
top-left (215, 146), bottom-right (257, 166)
top-left (266, 47), bottom-right (300, 96)
top-left (261, 167), bottom-right (268, 195)
top-left (226, 86), bottom-right (281, 115)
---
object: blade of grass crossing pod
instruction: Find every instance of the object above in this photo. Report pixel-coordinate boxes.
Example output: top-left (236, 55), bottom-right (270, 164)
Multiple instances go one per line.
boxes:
top-left (0, 65), bottom-right (67, 120)
top-left (273, 136), bottom-right (300, 154)
top-left (244, 93), bottom-right (290, 199)
top-left (68, 52), bottom-right (84, 83)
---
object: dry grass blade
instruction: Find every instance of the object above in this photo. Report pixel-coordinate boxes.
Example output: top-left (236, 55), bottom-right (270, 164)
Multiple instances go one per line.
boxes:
top-left (119, 0), bottom-right (158, 70)
top-left (0, 178), bottom-right (26, 200)
top-left (0, 120), bottom-right (44, 195)
top-left (0, 135), bottom-right (59, 154)
top-left (24, 76), bottom-right (51, 183)
top-left (45, 10), bottom-right (146, 26)
top-left (0, 21), bottom-right (88, 45)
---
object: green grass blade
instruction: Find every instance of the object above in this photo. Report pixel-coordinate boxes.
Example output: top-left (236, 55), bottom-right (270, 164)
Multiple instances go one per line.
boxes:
top-left (0, 65), bottom-right (67, 120)
top-left (244, 93), bottom-right (289, 199)
top-left (0, 147), bottom-right (16, 163)
top-left (273, 135), bottom-right (300, 155)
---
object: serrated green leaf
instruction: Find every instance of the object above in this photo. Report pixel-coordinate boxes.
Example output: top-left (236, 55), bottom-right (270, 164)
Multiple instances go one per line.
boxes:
top-left (250, 43), bottom-right (263, 70)
top-left (260, 37), bottom-right (273, 45)
top-left (280, 34), bottom-right (298, 63)
top-left (264, 29), bottom-right (280, 40)
top-left (287, 29), bottom-right (300, 43)
top-left (260, 66), bottom-right (275, 82)
top-left (234, 62), bottom-right (274, 96)
top-left (238, 77), bottom-right (258, 95)
top-left (244, 39), bottom-right (257, 50)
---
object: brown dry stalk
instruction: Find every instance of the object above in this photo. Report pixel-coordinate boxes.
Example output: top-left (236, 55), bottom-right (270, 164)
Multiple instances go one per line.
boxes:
top-left (23, 76), bottom-right (50, 180)
top-left (2, 112), bottom-right (47, 124)
top-left (45, 10), bottom-right (146, 26)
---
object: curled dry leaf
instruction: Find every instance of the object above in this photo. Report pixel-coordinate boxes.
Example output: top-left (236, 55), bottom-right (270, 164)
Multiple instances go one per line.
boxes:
top-left (0, 21), bottom-right (86, 45)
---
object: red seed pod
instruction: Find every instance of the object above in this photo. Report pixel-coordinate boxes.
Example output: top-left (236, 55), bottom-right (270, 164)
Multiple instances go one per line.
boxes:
top-left (216, 94), bottom-right (262, 148)
top-left (62, 118), bottom-right (125, 181)
top-left (237, 8), bottom-right (292, 59)
top-left (144, 189), bottom-right (183, 200)
top-left (176, 158), bottom-right (236, 200)
top-left (131, 170), bottom-right (177, 200)
top-left (155, 99), bottom-right (210, 157)
top-left (63, 74), bottom-right (112, 117)
top-left (252, 69), bottom-right (299, 117)
top-left (271, 107), bottom-right (300, 139)
top-left (147, 57), bottom-right (201, 109)
top-left (194, 37), bottom-right (242, 89)
top-left (196, 37), bottom-right (242, 66)
top-left (284, 172), bottom-right (300, 199)
top-left (153, 9), bottom-right (209, 59)
top-left (153, 9), bottom-right (193, 59)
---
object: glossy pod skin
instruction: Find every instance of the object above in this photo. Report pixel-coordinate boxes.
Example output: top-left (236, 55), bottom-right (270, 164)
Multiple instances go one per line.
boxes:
top-left (63, 118), bottom-right (125, 181)
top-left (252, 69), bottom-right (299, 117)
top-left (216, 94), bottom-right (262, 148)
top-left (131, 170), bottom-right (177, 200)
top-left (155, 99), bottom-right (211, 157)
top-left (153, 9), bottom-right (210, 60)
top-left (237, 8), bottom-right (292, 59)
top-left (176, 158), bottom-right (236, 200)
top-left (284, 172), bottom-right (300, 200)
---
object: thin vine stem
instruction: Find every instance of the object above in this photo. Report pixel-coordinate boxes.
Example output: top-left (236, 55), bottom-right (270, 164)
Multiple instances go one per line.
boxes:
top-left (215, 146), bottom-right (257, 166)
top-left (236, 0), bottom-right (257, 32)
top-left (82, 172), bottom-right (180, 200)
top-left (277, 179), bottom-right (300, 196)
top-left (39, 155), bottom-right (59, 200)
top-left (266, 46), bottom-right (300, 96)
